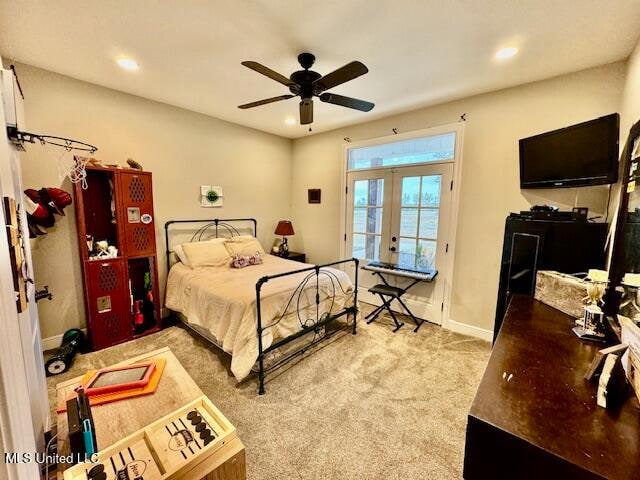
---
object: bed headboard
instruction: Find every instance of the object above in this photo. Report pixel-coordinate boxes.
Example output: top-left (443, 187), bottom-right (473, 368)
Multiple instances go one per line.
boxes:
top-left (164, 218), bottom-right (257, 268)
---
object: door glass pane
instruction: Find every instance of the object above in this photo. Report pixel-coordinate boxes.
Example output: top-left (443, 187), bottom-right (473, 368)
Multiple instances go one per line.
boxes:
top-left (354, 207), bottom-right (383, 234)
top-left (352, 178), bottom-right (384, 261)
top-left (419, 209), bottom-right (438, 239)
top-left (353, 207), bottom-right (366, 232)
top-left (369, 179), bottom-right (384, 206)
top-left (370, 208), bottom-right (383, 234)
top-left (353, 233), bottom-right (381, 261)
top-left (417, 240), bottom-right (437, 268)
top-left (352, 233), bottom-right (365, 259)
top-left (354, 179), bottom-right (384, 206)
top-left (401, 177), bottom-right (420, 206)
top-left (368, 235), bottom-right (381, 261)
top-left (421, 175), bottom-right (441, 207)
top-left (398, 238), bottom-right (416, 265)
top-left (348, 132), bottom-right (456, 170)
top-left (354, 181), bottom-right (368, 206)
top-left (400, 208), bottom-right (418, 237)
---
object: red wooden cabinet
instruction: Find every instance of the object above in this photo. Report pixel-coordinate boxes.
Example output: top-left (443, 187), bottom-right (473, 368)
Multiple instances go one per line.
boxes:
top-left (118, 171), bottom-right (156, 257)
top-left (74, 165), bottom-right (161, 351)
top-left (85, 259), bottom-right (130, 349)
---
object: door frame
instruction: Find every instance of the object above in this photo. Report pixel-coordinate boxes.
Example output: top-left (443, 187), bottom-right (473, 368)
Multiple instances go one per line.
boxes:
top-left (0, 65), bottom-right (44, 479)
top-left (339, 122), bottom-right (465, 329)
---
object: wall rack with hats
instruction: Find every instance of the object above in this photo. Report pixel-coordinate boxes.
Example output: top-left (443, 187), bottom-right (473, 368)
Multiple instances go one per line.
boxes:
top-left (73, 163), bottom-right (161, 350)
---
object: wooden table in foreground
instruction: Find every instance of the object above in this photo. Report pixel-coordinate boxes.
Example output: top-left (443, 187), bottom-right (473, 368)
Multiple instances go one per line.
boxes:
top-left (464, 296), bottom-right (640, 479)
top-left (56, 347), bottom-right (245, 480)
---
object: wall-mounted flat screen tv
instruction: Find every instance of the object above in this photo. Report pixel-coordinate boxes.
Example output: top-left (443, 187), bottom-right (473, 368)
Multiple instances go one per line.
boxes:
top-left (519, 113), bottom-right (619, 188)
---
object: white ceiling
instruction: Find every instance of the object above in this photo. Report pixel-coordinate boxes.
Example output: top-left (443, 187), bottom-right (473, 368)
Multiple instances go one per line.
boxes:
top-left (1, 0), bottom-right (639, 139)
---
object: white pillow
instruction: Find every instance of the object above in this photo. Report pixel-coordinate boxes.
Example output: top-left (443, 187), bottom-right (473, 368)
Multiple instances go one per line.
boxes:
top-left (225, 234), bottom-right (256, 243)
top-left (224, 237), bottom-right (266, 256)
top-left (174, 238), bottom-right (226, 267)
top-left (180, 239), bottom-right (230, 268)
top-left (174, 244), bottom-right (190, 266)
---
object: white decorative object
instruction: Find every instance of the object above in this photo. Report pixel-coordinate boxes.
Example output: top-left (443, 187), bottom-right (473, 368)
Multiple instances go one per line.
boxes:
top-left (90, 240), bottom-right (118, 259)
top-left (623, 273), bottom-right (640, 288)
top-left (200, 185), bottom-right (223, 208)
top-left (573, 275), bottom-right (607, 341)
top-left (587, 269), bottom-right (609, 283)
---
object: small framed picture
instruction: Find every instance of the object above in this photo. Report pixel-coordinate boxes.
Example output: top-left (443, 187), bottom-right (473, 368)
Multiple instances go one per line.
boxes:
top-left (201, 185), bottom-right (224, 207)
top-left (308, 189), bottom-right (321, 204)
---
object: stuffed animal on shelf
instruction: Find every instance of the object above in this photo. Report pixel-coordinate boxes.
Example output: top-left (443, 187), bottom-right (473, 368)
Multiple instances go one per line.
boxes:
top-left (23, 187), bottom-right (72, 237)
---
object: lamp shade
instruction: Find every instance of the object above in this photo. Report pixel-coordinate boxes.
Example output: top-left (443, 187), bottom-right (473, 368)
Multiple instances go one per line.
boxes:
top-left (274, 220), bottom-right (295, 236)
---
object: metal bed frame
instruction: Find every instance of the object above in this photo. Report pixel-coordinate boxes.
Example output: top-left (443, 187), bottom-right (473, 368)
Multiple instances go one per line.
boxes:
top-left (164, 218), bottom-right (359, 394)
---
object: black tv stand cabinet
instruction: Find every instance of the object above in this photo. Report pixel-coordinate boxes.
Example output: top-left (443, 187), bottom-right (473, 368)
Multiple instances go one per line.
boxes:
top-left (493, 214), bottom-right (607, 342)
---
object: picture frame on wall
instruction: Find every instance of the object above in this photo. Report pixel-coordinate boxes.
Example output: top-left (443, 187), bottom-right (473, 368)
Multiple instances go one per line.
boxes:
top-left (201, 185), bottom-right (224, 207)
top-left (308, 189), bottom-right (321, 204)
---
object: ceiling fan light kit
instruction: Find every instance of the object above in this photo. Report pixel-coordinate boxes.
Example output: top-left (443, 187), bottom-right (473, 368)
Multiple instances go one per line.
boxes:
top-left (238, 52), bottom-right (374, 125)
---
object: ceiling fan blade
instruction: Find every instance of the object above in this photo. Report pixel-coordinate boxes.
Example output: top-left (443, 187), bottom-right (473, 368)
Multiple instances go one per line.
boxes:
top-left (238, 95), bottom-right (295, 109)
top-left (241, 61), bottom-right (295, 87)
top-left (313, 61), bottom-right (369, 92)
top-left (319, 93), bottom-right (374, 112)
top-left (300, 99), bottom-right (313, 125)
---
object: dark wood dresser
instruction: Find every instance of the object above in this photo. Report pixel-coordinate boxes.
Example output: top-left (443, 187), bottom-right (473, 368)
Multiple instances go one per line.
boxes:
top-left (464, 295), bottom-right (640, 479)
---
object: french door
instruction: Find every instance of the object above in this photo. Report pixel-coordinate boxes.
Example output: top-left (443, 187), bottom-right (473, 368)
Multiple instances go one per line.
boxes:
top-left (346, 163), bottom-right (453, 324)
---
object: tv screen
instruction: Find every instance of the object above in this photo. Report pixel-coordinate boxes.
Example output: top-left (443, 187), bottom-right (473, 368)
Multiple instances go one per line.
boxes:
top-left (519, 113), bottom-right (619, 188)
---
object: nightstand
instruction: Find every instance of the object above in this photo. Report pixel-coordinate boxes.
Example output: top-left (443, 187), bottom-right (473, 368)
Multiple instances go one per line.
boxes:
top-left (273, 251), bottom-right (306, 263)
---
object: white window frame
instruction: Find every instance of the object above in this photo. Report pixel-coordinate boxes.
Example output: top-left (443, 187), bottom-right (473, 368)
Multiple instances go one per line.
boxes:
top-left (339, 122), bottom-right (465, 329)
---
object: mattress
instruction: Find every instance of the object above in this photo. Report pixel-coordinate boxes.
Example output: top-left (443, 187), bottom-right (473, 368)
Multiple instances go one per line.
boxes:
top-left (165, 254), bottom-right (354, 380)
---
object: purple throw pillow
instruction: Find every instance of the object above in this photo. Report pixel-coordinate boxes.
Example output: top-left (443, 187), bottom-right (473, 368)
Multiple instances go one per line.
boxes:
top-left (231, 251), bottom-right (263, 268)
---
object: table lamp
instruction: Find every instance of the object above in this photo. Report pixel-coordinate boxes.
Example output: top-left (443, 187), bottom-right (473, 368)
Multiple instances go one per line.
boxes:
top-left (274, 220), bottom-right (294, 257)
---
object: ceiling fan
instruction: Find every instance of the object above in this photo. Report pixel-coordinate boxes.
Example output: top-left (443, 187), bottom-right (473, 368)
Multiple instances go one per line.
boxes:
top-left (238, 52), bottom-right (374, 125)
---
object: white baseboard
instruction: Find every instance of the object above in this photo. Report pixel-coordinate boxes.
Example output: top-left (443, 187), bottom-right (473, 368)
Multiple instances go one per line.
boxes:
top-left (444, 318), bottom-right (493, 342)
top-left (358, 289), bottom-right (493, 342)
top-left (41, 328), bottom-right (87, 352)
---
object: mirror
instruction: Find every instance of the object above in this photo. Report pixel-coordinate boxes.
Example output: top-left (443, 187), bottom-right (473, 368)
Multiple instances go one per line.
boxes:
top-left (606, 119), bottom-right (640, 330)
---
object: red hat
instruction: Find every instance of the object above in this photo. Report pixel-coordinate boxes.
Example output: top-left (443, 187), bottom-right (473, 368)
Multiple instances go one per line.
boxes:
top-left (24, 195), bottom-right (55, 227)
top-left (24, 188), bottom-right (40, 204)
top-left (40, 187), bottom-right (72, 216)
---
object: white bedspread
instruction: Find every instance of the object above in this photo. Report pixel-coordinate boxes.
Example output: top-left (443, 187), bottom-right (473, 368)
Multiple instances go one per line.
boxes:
top-left (165, 255), bottom-right (354, 380)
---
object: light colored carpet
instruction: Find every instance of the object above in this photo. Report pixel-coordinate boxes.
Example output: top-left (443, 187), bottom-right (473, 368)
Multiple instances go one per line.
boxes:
top-left (47, 307), bottom-right (490, 479)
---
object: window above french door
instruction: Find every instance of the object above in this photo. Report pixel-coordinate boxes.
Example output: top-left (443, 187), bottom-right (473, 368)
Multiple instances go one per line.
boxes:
top-left (347, 131), bottom-right (456, 171)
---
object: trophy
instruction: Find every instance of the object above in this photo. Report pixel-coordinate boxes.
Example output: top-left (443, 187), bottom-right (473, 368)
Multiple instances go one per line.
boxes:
top-left (573, 270), bottom-right (607, 342)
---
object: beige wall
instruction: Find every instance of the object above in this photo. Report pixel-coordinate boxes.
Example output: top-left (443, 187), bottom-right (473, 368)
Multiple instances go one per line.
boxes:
top-left (289, 62), bottom-right (626, 333)
top-left (16, 63), bottom-right (292, 340)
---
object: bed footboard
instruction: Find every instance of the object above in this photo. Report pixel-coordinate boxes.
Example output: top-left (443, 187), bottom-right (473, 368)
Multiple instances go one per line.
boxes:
top-left (255, 258), bottom-right (359, 395)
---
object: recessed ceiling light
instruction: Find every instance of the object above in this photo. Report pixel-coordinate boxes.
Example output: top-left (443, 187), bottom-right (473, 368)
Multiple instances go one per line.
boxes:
top-left (116, 58), bottom-right (139, 71)
top-left (284, 117), bottom-right (296, 126)
top-left (495, 47), bottom-right (518, 60)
